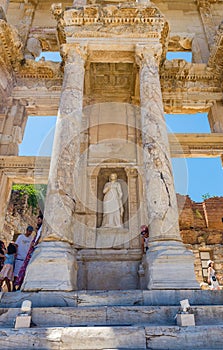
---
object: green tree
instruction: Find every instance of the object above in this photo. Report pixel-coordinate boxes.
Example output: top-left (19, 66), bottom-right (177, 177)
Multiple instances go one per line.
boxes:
top-left (12, 184), bottom-right (47, 212)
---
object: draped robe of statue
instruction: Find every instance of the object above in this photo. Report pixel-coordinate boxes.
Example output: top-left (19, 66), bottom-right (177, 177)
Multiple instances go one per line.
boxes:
top-left (102, 174), bottom-right (123, 228)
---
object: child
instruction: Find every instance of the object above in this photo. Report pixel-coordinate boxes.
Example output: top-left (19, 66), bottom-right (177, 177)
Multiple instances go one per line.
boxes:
top-left (0, 243), bottom-right (17, 292)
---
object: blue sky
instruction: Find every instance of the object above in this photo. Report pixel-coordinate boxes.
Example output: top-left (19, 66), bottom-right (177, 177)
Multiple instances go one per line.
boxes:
top-left (18, 51), bottom-right (223, 202)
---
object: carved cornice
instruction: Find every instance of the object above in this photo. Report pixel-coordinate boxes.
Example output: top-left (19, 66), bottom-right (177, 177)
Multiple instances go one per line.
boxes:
top-left (160, 60), bottom-right (221, 113)
top-left (52, 3), bottom-right (169, 52)
top-left (169, 133), bottom-right (223, 157)
top-left (0, 20), bottom-right (23, 72)
top-left (16, 60), bottom-right (63, 80)
top-left (0, 156), bottom-right (50, 184)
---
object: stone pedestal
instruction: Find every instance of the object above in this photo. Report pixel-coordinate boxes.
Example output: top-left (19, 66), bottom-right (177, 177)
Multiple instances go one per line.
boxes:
top-left (146, 241), bottom-right (199, 289)
top-left (177, 313), bottom-right (195, 327)
top-left (22, 242), bottom-right (78, 291)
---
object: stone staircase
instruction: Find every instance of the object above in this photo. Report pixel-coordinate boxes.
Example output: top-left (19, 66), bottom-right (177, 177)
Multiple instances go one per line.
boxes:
top-left (0, 290), bottom-right (223, 349)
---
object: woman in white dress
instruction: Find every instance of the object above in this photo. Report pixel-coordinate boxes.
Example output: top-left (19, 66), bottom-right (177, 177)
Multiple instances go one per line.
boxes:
top-left (207, 260), bottom-right (220, 290)
top-left (102, 173), bottom-right (123, 228)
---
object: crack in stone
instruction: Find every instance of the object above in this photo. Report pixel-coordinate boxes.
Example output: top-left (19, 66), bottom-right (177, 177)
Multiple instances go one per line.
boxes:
top-left (160, 172), bottom-right (171, 207)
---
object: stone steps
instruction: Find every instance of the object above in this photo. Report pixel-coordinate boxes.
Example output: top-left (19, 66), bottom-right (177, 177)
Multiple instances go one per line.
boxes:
top-left (0, 290), bottom-right (223, 349)
top-left (1, 289), bottom-right (223, 307)
top-left (0, 325), bottom-right (223, 350)
top-left (0, 305), bottom-right (223, 328)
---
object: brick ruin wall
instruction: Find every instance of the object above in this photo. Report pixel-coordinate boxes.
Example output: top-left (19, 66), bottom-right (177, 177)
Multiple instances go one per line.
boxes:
top-left (1, 192), bottom-right (223, 285)
top-left (177, 194), bottom-right (223, 284)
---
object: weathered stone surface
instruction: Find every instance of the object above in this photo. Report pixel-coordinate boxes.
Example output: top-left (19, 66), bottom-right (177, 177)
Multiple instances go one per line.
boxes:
top-left (22, 242), bottom-right (78, 292)
top-left (1, 304), bottom-right (223, 328)
top-left (176, 313), bottom-right (195, 327)
top-left (1, 0), bottom-right (223, 294)
top-left (1, 289), bottom-right (223, 309)
top-left (145, 325), bottom-right (223, 349)
top-left (0, 326), bottom-right (146, 350)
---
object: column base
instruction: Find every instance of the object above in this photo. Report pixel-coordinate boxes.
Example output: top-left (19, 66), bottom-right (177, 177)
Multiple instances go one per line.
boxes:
top-left (21, 241), bottom-right (78, 292)
top-left (146, 241), bottom-right (200, 290)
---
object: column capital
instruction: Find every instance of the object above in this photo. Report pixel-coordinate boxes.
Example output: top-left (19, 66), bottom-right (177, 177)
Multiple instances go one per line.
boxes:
top-left (197, 0), bottom-right (211, 9)
top-left (135, 43), bottom-right (162, 68)
top-left (61, 43), bottom-right (88, 65)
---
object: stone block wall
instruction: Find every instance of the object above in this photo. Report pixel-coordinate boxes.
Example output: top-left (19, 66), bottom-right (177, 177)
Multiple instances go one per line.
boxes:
top-left (177, 194), bottom-right (223, 284)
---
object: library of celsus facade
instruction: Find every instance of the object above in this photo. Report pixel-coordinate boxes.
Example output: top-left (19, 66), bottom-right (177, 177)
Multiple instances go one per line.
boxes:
top-left (0, 0), bottom-right (223, 291)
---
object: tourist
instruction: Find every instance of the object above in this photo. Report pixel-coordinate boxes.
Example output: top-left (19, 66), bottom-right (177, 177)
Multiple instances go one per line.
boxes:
top-left (207, 260), bottom-right (220, 290)
top-left (14, 214), bottom-right (43, 289)
top-left (0, 243), bottom-right (17, 292)
top-left (102, 173), bottom-right (123, 228)
top-left (0, 240), bottom-right (6, 272)
top-left (34, 214), bottom-right (43, 245)
top-left (140, 225), bottom-right (149, 254)
top-left (13, 225), bottom-right (34, 289)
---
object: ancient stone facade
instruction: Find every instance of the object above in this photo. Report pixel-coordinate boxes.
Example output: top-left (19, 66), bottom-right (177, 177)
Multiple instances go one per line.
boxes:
top-left (0, 1), bottom-right (223, 291)
top-left (3, 192), bottom-right (223, 286)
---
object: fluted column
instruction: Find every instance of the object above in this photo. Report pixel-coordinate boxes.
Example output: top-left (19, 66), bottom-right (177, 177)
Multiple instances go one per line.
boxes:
top-left (136, 44), bottom-right (199, 289)
top-left (22, 44), bottom-right (87, 291)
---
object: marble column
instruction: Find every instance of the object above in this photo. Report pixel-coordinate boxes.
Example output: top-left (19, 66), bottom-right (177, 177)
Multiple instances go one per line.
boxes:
top-left (22, 44), bottom-right (87, 291)
top-left (136, 44), bottom-right (199, 289)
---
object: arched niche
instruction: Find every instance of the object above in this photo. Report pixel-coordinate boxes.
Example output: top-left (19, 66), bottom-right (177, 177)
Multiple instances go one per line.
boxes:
top-left (97, 167), bottom-right (129, 228)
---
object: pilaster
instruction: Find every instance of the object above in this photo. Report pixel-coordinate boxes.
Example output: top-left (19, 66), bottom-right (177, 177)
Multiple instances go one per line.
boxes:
top-left (136, 44), bottom-right (199, 289)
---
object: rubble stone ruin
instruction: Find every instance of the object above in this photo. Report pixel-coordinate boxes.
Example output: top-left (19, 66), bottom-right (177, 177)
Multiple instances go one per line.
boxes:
top-left (1, 0), bottom-right (223, 292)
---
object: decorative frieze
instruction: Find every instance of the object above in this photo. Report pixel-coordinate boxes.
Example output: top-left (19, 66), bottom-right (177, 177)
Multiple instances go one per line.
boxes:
top-left (0, 19), bottom-right (23, 70)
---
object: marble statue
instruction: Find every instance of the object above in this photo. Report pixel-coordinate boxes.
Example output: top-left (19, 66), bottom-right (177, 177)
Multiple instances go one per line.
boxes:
top-left (102, 173), bottom-right (123, 228)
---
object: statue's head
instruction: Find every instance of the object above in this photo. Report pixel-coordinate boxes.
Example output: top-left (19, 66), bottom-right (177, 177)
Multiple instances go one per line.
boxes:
top-left (109, 173), bottom-right (117, 181)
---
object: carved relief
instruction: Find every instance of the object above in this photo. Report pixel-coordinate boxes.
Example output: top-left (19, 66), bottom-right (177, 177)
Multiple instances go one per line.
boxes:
top-left (208, 21), bottom-right (223, 75)
top-left (197, 0), bottom-right (216, 49)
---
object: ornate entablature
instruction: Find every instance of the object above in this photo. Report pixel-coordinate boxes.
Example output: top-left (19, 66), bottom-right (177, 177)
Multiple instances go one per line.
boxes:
top-left (16, 60), bottom-right (63, 80)
top-left (0, 19), bottom-right (23, 71)
top-left (160, 60), bottom-right (221, 91)
top-left (52, 2), bottom-right (169, 60)
top-left (160, 60), bottom-right (222, 112)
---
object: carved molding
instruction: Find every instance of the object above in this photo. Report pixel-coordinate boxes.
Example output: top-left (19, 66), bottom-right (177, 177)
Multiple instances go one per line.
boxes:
top-left (169, 133), bottom-right (223, 157)
top-left (16, 60), bottom-right (62, 80)
top-left (197, 0), bottom-right (216, 49)
top-left (52, 2), bottom-right (169, 63)
top-left (0, 19), bottom-right (23, 70)
top-left (208, 21), bottom-right (223, 76)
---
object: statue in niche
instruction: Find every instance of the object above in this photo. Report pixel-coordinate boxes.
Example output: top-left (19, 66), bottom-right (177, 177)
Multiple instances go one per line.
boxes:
top-left (101, 173), bottom-right (123, 228)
